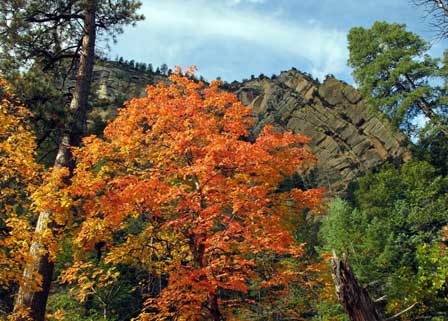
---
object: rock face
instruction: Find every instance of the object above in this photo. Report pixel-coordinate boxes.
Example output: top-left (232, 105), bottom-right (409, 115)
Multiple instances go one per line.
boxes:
top-left (87, 62), bottom-right (167, 126)
top-left (89, 62), bottom-right (410, 194)
top-left (231, 70), bottom-right (410, 193)
top-left (91, 62), bottom-right (167, 105)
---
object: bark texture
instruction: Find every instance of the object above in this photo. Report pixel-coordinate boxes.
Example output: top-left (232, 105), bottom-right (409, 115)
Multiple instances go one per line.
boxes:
top-left (331, 253), bottom-right (381, 321)
top-left (13, 1), bottom-right (97, 319)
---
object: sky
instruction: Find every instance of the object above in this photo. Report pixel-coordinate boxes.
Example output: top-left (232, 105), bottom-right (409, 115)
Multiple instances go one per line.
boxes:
top-left (109, 0), bottom-right (448, 83)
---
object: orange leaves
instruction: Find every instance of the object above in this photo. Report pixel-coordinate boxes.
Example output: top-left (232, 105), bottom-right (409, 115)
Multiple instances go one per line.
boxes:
top-left (254, 125), bottom-right (315, 181)
top-left (290, 188), bottom-right (326, 214)
top-left (67, 72), bottom-right (324, 320)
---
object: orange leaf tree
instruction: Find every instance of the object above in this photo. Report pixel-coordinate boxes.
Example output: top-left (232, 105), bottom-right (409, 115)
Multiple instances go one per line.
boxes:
top-left (67, 71), bottom-right (323, 320)
top-left (0, 77), bottom-right (42, 303)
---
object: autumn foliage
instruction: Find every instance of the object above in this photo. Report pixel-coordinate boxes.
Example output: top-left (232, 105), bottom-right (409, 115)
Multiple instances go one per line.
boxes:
top-left (0, 77), bottom-right (41, 291)
top-left (0, 71), bottom-right (324, 320)
top-left (61, 70), bottom-right (323, 320)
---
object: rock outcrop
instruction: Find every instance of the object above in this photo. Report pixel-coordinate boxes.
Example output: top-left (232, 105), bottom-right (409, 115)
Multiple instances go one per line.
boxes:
top-left (88, 62), bottom-right (410, 194)
top-left (92, 63), bottom-right (167, 104)
top-left (229, 70), bottom-right (410, 193)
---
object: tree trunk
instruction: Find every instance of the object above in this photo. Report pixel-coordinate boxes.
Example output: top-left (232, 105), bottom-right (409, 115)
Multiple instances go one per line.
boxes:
top-left (415, 99), bottom-right (448, 137)
top-left (331, 253), bottom-right (381, 321)
top-left (13, 1), bottom-right (97, 320)
top-left (401, 74), bottom-right (448, 137)
top-left (208, 291), bottom-right (223, 321)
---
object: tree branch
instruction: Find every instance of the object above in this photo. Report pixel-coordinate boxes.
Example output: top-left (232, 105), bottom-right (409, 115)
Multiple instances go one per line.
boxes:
top-left (385, 302), bottom-right (418, 321)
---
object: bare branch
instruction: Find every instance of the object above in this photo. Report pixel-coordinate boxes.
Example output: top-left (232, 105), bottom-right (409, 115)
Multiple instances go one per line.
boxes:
top-left (385, 302), bottom-right (418, 321)
top-left (412, 0), bottom-right (448, 39)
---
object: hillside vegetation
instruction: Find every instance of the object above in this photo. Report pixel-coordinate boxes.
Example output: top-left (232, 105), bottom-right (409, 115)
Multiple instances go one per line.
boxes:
top-left (0, 1), bottom-right (447, 320)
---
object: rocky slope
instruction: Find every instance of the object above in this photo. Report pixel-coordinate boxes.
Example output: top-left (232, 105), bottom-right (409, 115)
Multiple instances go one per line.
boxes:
top-left (229, 71), bottom-right (411, 193)
top-left (88, 61), bottom-right (410, 194)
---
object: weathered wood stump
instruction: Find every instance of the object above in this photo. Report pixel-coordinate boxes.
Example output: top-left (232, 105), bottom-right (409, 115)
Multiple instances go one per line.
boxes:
top-left (331, 253), bottom-right (381, 321)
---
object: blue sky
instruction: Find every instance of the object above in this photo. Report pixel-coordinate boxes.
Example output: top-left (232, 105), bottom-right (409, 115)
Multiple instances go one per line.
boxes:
top-left (109, 0), bottom-right (448, 83)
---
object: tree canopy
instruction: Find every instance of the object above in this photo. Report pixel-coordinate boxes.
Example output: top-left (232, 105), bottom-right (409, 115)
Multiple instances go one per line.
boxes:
top-left (0, 77), bottom-right (41, 289)
top-left (0, 70), bottom-right (325, 320)
top-left (0, 2), bottom-right (145, 319)
top-left (320, 161), bottom-right (448, 320)
top-left (0, 0), bottom-right (143, 71)
top-left (348, 21), bottom-right (448, 136)
top-left (61, 70), bottom-right (323, 320)
top-left (0, 0), bottom-right (144, 166)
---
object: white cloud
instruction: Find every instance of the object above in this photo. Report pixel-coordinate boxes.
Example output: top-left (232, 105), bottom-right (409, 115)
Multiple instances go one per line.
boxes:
top-left (113, 0), bottom-right (349, 81)
top-left (226, 0), bottom-right (267, 5)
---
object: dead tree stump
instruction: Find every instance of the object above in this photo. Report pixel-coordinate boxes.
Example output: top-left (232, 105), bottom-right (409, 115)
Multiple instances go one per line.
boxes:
top-left (331, 253), bottom-right (381, 321)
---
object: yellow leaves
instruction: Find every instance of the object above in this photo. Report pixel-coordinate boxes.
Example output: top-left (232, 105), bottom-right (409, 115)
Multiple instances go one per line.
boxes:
top-left (310, 252), bottom-right (339, 301)
top-left (47, 309), bottom-right (65, 321)
top-left (0, 78), bottom-right (40, 188)
top-left (31, 167), bottom-right (71, 213)
top-left (61, 262), bottom-right (120, 303)
top-left (0, 76), bottom-right (44, 291)
top-left (0, 215), bottom-right (36, 288)
top-left (6, 306), bottom-right (33, 321)
top-left (76, 217), bottom-right (110, 250)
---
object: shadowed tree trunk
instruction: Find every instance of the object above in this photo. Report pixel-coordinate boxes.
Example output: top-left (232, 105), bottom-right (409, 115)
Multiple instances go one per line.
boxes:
top-left (13, 1), bottom-right (97, 319)
top-left (331, 253), bottom-right (381, 321)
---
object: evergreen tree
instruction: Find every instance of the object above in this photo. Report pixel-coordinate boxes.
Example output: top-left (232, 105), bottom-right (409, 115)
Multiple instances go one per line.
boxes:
top-left (160, 63), bottom-right (168, 75)
top-left (320, 161), bottom-right (448, 320)
top-left (147, 63), bottom-right (153, 73)
top-left (348, 21), bottom-right (448, 136)
top-left (0, 0), bottom-right (143, 72)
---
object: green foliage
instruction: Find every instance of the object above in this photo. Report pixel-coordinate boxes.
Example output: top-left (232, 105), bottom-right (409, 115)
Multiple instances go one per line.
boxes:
top-left (0, 0), bottom-right (144, 71)
top-left (348, 21), bottom-right (447, 135)
top-left (414, 242), bottom-right (448, 315)
top-left (47, 289), bottom-right (112, 321)
top-left (52, 236), bottom-right (148, 321)
top-left (0, 0), bottom-right (144, 166)
top-left (311, 300), bottom-right (348, 321)
top-left (413, 124), bottom-right (448, 175)
top-left (10, 67), bottom-right (69, 166)
top-left (320, 161), bottom-right (448, 319)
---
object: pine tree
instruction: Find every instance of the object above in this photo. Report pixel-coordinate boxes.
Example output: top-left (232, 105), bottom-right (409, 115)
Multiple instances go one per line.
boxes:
top-left (348, 21), bottom-right (448, 136)
top-left (160, 63), bottom-right (168, 75)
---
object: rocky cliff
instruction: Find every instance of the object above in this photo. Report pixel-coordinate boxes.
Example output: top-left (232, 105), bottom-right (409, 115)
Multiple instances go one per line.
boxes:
top-left (229, 71), bottom-right (410, 193)
top-left (89, 61), bottom-right (410, 194)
